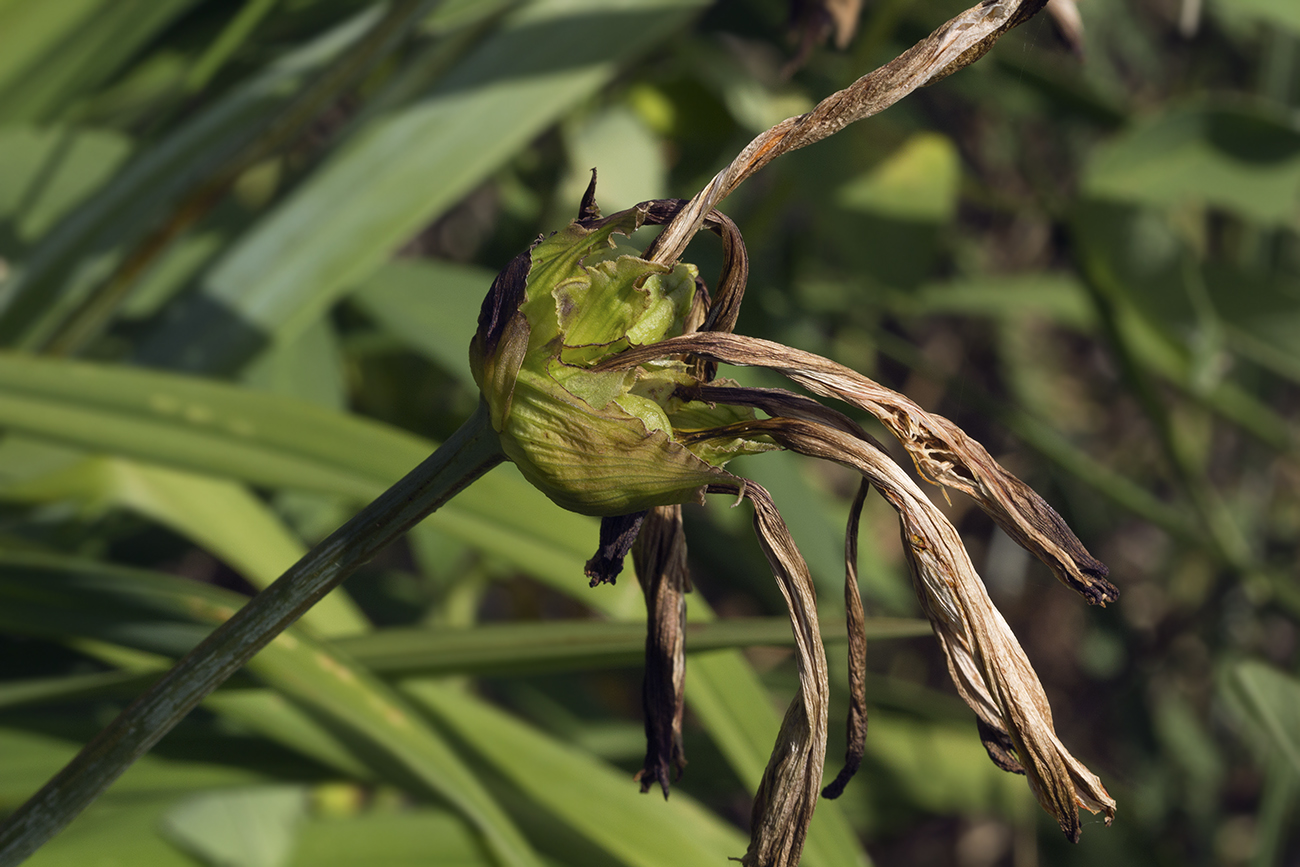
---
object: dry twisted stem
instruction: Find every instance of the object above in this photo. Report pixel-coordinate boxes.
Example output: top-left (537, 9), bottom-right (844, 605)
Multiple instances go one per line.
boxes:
top-left (647, 0), bottom-right (1050, 267)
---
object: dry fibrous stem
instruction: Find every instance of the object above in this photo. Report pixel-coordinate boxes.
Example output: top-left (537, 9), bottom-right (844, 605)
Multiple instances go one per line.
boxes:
top-left (649, 0), bottom-right (1051, 267)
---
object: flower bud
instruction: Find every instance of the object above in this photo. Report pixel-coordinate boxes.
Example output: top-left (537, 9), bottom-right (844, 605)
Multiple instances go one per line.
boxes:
top-left (469, 205), bottom-right (770, 517)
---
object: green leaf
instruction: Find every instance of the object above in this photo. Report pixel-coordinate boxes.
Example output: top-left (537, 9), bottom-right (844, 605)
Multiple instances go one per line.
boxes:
top-left (0, 0), bottom-right (199, 123)
top-left (160, 786), bottom-right (309, 867)
top-left (0, 8), bottom-right (387, 348)
top-left (1211, 0), bottom-right (1300, 33)
top-left (289, 805), bottom-right (495, 867)
top-left (0, 452), bottom-right (368, 637)
top-left (0, 553), bottom-right (545, 867)
top-left (1083, 101), bottom-right (1300, 226)
top-left (243, 316), bottom-right (348, 411)
top-left (139, 0), bottom-right (711, 373)
top-left (862, 711), bottom-right (1033, 821)
top-left (0, 126), bottom-right (133, 249)
top-left (404, 679), bottom-right (749, 867)
top-left (837, 133), bottom-right (961, 223)
top-left (0, 728), bottom-right (268, 810)
top-left (349, 260), bottom-right (492, 384)
top-left (900, 274), bottom-right (1095, 328)
top-left (1223, 660), bottom-right (1300, 774)
top-left (1204, 262), bottom-right (1300, 384)
top-left (0, 352), bottom-right (617, 610)
top-left (23, 795), bottom-right (203, 867)
top-left (338, 616), bottom-right (929, 678)
top-left (557, 104), bottom-right (668, 214)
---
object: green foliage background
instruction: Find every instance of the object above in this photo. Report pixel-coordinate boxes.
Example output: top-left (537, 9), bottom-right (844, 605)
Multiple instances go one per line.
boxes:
top-left (0, 0), bottom-right (1298, 865)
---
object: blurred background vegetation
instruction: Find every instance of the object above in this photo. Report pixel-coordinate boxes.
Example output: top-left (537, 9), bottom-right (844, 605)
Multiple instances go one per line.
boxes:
top-left (0, 0), bottom-right (1298, 865)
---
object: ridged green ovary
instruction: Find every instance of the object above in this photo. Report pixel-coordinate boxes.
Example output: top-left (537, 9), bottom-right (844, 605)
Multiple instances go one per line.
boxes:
top-left (481, 215), bottom-right (771, 517)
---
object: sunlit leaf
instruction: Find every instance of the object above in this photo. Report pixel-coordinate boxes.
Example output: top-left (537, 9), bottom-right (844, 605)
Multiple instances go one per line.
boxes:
top-left (1223, 660), bottom-right (1300, 774)
top-left (160, 786), bottom-right (309, 867)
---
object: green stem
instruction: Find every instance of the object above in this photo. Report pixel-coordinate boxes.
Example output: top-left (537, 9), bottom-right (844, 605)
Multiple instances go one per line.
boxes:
top-left (1251, 759), bottom-right (1298, 867)
top-left (0, 402), bottom-right (503, 867)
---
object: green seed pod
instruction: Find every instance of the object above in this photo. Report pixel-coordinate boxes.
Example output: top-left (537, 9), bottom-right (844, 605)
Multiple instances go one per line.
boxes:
top-left (469, 205), bottom-right (769, 517)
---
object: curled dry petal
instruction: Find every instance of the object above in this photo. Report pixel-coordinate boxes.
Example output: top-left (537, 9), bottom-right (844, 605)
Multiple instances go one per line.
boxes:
top-left (706, 481), bottom-right (828, 867)
top-left (785, 0), bottom-right (866, 74)
top-left (585, 511), bottom-right (649, 586)
top-left (725, 419), bottom-right (1116, 841)
top-left (649, 0), bottom-right (1051, 267)
top-left (822, 479), bottom-right (870, 800)
top-left (679, 383), bottom-right (871, 798)
top-left (631, 505), bottom-right (691, 797)
top-left (600, 332), bottom-right (1119, 606)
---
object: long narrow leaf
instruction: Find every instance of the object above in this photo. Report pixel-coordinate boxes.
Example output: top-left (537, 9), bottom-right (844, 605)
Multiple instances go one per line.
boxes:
top-left (0, 352), bottom-right (609, 602)
top-left (138, 0), bottom-right (711, 373)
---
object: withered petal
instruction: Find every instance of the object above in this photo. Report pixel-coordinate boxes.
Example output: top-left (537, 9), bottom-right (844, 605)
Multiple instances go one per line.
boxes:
top-left (631, 505), bottom-right (690, 798)
top-left (647, 0), bottom-right (1051, 267)
top-left (578, 168), bottom-right (601, 221)
top-left (822, 478), bottom-right (870, 801)
top-left (585, 511), bottom-right (648, 587)
top-left (599, 333), bottom-right (1119, 606)
top-left (977, 717), bottom-right (1026, 775)
top-left (743, 418), bottom-right (1116, 840)
top-left (706, 481), bottom-right (828, 867)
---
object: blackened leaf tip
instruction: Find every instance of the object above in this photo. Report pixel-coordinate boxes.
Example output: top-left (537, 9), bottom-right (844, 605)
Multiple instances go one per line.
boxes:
top-left (579, 168), bottom-right (601, 221)
top-left (473, 250), bottom-right (531, 361)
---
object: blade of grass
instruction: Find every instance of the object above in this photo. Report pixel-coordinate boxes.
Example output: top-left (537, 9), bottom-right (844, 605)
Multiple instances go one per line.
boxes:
top-left (136, 0), bottom-right (711, 374)
top-left (0, 352), bottom-right (608, 603)
top-left (0, 402), bottom-right (533, 867)
top-left (1, 455), bottom-right (368, 637)
top-left (405, 680), bottom-right (748, 867)
top-left (0, 0), bottom-right (198, 123)
top-left (0, 6), bottom-right (394, 348)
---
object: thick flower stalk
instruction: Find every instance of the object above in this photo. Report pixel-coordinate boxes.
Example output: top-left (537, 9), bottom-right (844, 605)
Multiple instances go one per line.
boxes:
top-left (466, 1), bottom-right (1117, 864)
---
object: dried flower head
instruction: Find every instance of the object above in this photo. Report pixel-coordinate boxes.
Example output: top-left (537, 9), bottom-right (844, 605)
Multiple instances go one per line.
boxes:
top-left (470, 0), bottom-right (1114, 863)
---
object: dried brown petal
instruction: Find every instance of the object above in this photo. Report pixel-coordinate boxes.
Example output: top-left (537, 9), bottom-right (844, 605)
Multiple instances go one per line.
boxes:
top-left (600, 333), bottom-right (1118, 606)
top-left (822, 478), bottom-right (870, 800)
top-left (706, 481), bottom-right (828, 867)
top-left (585, 511), bottom-right (648, 587)
top-left (649, 0), bottom-right (1051, 266)
top-left (631, 505), bottom-right (691, 797)
top-left (733, 418), bottom-right (1116, 841)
